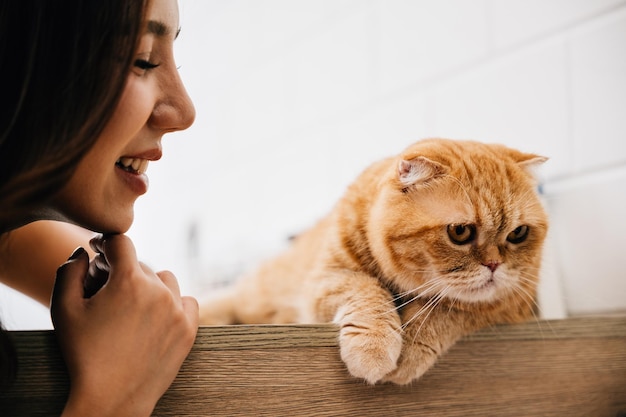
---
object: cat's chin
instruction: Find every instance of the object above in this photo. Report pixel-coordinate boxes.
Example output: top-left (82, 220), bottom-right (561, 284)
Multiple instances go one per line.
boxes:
top-left (448, 280), bottom-right (501, 304)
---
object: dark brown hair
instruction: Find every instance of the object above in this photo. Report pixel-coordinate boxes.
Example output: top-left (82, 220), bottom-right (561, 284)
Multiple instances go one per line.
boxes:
top-left (0, 0), bottom-right (148, 389)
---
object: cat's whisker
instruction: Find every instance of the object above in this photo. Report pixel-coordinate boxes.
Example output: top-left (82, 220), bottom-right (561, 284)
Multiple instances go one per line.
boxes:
top-left (403, 286), bottom-right (450, 331)
top-left (392, 286), bottom-right (424, 300)
top-left (394, 278), bottom-right (448, 302)
top-left (401, 298), bottom-right (436, 330)
top-left (514, 274), bottom-right (545, 310)
top-left (515, 271), bottom-right (539, 279)
top-left (406, 278), bottom-right (446, 296)
top-left (362, 281), bottom-right (440, 320)
top-left (516, 267), bottom-right (542, 275)
top-left (352, 278), bottom-right (450, 327)
top-left (408, 289), bottom-right (453, 345)
top-left (389, 276), bottom-right (477, 329)
top-left (508, 281), bottom-right (553, 340)
top-left (445, 292), bottom-right (459, 316)
top-left (510, 283), bottom-right (540, 315)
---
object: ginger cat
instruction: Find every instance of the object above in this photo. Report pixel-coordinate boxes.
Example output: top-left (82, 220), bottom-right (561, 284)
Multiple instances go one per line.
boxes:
top-left (200, 138), bottom-right (548, 385)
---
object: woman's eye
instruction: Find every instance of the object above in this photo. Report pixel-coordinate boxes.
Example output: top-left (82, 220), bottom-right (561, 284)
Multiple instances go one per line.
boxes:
top-left (134, 59), bottom-right (160, 70)
top-left (447, 224), bottom-right (476, 245)
top-left (507, 225), bottom-right (529, 244)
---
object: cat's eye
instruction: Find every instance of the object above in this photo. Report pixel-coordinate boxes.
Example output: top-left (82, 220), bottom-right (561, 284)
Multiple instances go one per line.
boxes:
top-left (507, 225), bottom-right (529, 244)
top-left (447, 224), bottom-right (476, 245)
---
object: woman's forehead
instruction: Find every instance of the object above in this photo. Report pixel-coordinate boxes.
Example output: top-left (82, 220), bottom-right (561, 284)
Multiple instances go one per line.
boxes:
top-left (145, 0), bottom-right (180, 39)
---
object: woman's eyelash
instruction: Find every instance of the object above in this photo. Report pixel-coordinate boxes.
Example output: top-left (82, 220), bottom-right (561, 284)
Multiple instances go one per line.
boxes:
top-left (134, 59), bottom-right (160, 70)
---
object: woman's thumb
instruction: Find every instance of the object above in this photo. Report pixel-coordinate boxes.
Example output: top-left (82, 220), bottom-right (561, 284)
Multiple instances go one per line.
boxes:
top-left (50, 247), bottom-right (89, 318)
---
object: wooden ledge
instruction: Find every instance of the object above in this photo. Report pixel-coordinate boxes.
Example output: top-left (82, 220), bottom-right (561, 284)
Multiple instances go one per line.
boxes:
top-left (1, 316), bottom-right (625, 416)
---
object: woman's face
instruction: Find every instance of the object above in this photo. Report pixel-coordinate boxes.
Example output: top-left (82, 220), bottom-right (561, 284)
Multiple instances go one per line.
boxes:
top-left (50, 0), bottom-right (195, 233)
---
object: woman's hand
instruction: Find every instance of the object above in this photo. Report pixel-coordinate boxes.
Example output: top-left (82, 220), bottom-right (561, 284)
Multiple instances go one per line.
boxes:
top-left (50, 234), bottom-right (199, 417)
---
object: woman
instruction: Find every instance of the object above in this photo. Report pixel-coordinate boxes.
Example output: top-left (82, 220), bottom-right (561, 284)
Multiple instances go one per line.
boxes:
top-left (0, 0), bottom-right (199, 415)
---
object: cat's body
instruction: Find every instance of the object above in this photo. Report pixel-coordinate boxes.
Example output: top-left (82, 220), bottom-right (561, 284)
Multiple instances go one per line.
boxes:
top-left (200, 138), bottom-right (548, 385)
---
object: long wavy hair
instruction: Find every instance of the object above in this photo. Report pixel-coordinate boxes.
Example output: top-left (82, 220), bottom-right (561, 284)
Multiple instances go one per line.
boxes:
top-left (0, 0), bottom-right (148, 389)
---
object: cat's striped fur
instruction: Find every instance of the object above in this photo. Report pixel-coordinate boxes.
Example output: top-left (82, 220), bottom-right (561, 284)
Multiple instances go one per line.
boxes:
top-left (200, 138), bottom-right (548, 385)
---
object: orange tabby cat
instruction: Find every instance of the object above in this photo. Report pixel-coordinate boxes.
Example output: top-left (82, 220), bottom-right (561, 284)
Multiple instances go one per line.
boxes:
top-left (200, 138), bottom-right (548, 385)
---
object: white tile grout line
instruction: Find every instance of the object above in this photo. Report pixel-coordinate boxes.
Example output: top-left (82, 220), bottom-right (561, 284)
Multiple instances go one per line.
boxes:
top-left (541, 163), bottom-right (626, 195)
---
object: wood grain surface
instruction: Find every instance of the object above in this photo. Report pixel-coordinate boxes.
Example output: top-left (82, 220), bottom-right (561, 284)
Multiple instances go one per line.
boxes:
top-left (1, 316), bottom-right (625, 416)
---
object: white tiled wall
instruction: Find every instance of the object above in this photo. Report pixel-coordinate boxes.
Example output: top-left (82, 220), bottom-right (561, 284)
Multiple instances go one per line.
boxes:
top-left (3, 0), bottom-right (625, 329)
top-left (544, 167), bottom-right (626, 315)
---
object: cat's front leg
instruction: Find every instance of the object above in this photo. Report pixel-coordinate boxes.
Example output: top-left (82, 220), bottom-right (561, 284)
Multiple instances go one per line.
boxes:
top-left (335, 302), bottom-right (403, 385)
top-left (382, 301), bottom-right (466, 385)
top-left (310, 271), bottom-right (403, 385)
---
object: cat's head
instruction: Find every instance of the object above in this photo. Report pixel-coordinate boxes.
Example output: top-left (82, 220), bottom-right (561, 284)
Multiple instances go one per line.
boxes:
top-left (368, 139), bottom-right (548, 306)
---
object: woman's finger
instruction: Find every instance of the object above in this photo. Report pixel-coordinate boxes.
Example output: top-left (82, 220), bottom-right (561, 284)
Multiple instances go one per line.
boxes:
top-left (181, 296), bottom-right (200, 326)
top-left (89, 234), bottom-right (105, 255)
top-left (156, 269), bottom-right (181, 299)
top-left (99, 234), bottom-right (139, 281)
top-left (85, 236), bottom-right (112, 298)
top-left (50, 247), bottom-right (89, 316)
top-left (84, 254), bottom-right (110, 298)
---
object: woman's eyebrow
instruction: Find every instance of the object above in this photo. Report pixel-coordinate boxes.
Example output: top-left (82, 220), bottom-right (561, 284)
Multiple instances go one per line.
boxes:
top-left (147, 20), bottom-right (181, 39)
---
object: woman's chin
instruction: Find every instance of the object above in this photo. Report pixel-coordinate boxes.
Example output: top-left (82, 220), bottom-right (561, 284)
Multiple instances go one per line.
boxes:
top-left (95, 216), bottom-right (134, 235)
top-left (68, 209), bottom-right (134, 235)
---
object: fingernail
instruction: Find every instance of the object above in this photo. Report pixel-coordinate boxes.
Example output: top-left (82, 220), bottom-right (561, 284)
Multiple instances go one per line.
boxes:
top-left (89, 233), bottom-right (106, 252)
top-left (68, 247), bottom-right (86, 261)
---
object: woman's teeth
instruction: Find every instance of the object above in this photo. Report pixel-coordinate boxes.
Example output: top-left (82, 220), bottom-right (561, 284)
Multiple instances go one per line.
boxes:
top-left (116, 157), bottom-right (149, 174)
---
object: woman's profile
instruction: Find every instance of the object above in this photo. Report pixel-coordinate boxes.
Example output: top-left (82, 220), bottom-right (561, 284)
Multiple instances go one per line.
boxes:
top-left (0, 1), bottom-right (199, 415)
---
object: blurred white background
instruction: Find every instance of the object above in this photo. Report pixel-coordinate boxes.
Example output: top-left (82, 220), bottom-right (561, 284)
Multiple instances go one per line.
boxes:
top-left (2, 0), bottom-right (625, 329)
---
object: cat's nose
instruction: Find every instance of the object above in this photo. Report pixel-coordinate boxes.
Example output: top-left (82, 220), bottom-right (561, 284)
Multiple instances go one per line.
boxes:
top-left (483, 261), bottom-right (501, 272)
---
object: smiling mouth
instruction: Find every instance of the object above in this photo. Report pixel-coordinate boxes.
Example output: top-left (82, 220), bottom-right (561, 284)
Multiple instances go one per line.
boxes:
top-left (116, 157), bottom-right (149, 174)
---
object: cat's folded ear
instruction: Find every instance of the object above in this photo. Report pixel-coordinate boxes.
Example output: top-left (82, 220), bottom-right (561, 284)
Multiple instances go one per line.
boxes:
top-left (507, 149), bottom-right (548, 165)
top-left (398, 156), bottom-right (449, 188)
top-left (507, 148), bottom-right (549, 177)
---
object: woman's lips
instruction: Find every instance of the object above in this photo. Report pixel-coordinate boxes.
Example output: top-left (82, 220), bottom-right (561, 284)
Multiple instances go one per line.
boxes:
top-left (114, 148), bottom-right (161, 195)
top-left (116, 157), bottom-right (149, 174)
top-left (115, 157), bottom-right (150, 195)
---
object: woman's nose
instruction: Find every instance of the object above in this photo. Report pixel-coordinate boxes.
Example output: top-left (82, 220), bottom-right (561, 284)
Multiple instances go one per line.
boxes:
top-left (151, 68), bottom-right (196, 133)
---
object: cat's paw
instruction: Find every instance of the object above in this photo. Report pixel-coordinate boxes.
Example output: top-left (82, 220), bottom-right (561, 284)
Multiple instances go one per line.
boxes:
top-left (338, 322), bottom-right (403, 384)
top-left (381, 341), bottom-right (438, 385)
